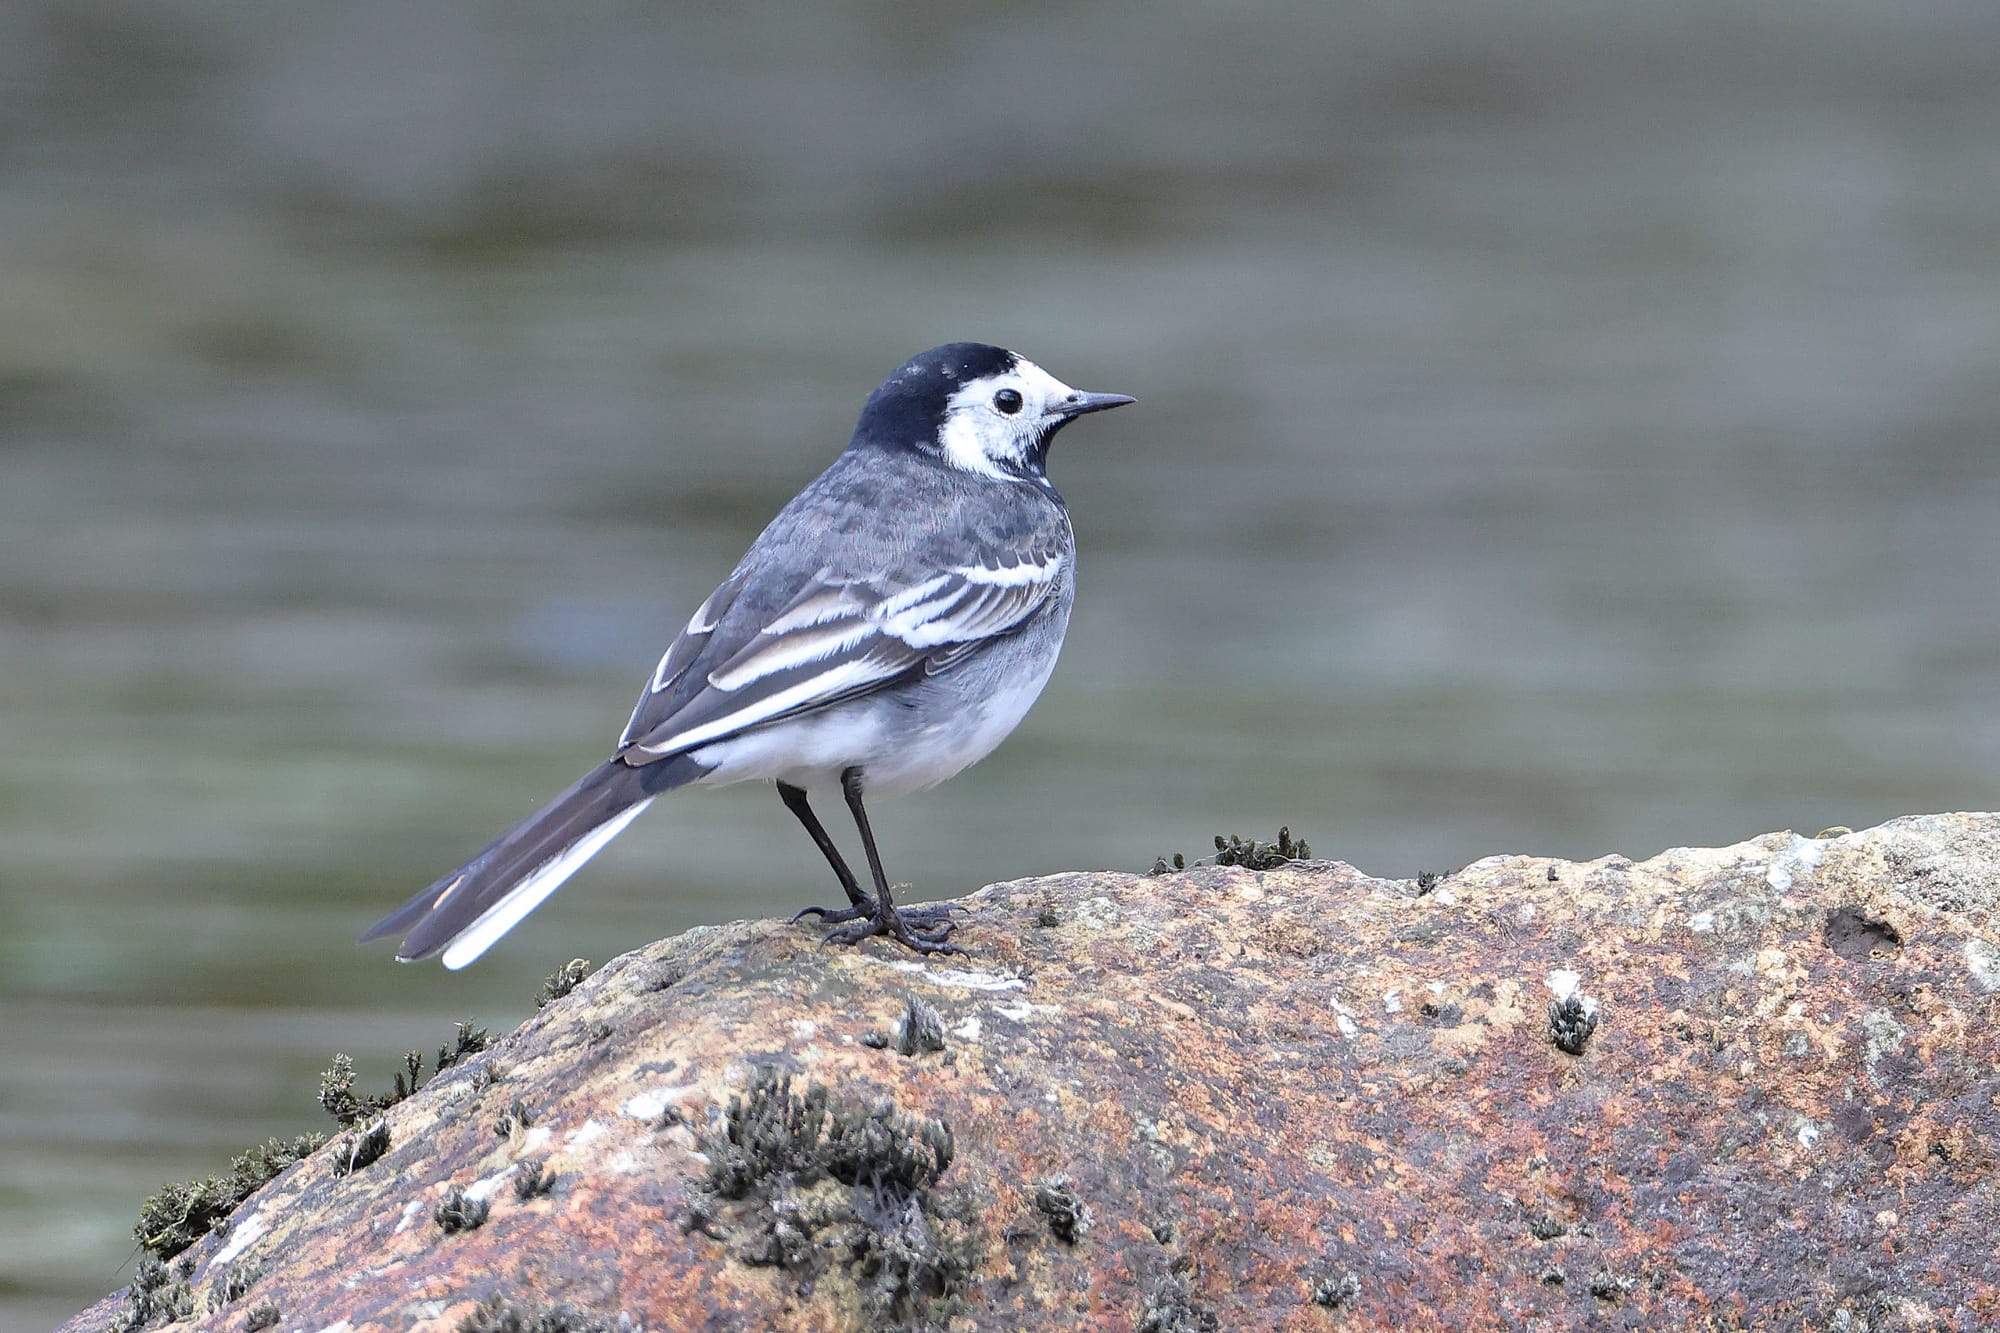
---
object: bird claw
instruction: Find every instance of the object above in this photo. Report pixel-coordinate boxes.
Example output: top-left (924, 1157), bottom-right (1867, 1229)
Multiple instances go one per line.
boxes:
top-left (792, 899), bottom-right (875, 926)
top-left (816, 902), bottom-right (966, 956)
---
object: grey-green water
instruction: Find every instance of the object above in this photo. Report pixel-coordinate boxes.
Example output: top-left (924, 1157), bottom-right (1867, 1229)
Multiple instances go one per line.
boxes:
top-left (5, 2), bottom-right (2000, 1324)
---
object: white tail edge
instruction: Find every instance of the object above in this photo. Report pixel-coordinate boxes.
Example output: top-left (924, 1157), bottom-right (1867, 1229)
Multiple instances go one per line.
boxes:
top-left (435, 798), bottom-right (655, 970)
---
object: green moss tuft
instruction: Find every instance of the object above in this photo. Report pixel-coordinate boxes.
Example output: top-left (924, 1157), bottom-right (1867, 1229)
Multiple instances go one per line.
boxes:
top-left (435, 1185), bottom-right (491, 1234)
top-left (108, 1256), bottom-right (195, 1332)
top-left (513, 1159), bottom-right (557, 1201)
top-left (895, 994), bottom-right (947, 1057)
top-left (1212, 826), bottom-right (1310, 870)
top-left (456, 1292), bottom-right (612, 1333)
top-left (1154, 826), bottom-right (1310, 875)
top-left (317, 1052), bottom-right (362, 1127)
top-left (687, 1068), bottom-right (975, 1325)
top-left (1138, 1272), bottom-right (1219, 1333)
top-left (439, 1018), bottom-right (492, 1070)
top-left (702, 1071), bottom-right (954, 1202)
top-left (1549, 995), bottom-right (1600, 1055)
top-left (222, 1261), bottom-right (261, 1302)
top-left (330, 1118), bottom-right (391, 1178)
top-left (320, 1019), bottom-right (492, 1129)
top-left (1312, 1270), bottom-right (1359, 1308)
top-left (494, 1098), bottom-right (536, 1140)
top-left (535, 958), bottom-right (592, 1009)
top-left (1034, 1175), bottom-right (1090, 1244)
top-left (133, 1135), bottom-right (325, 1261)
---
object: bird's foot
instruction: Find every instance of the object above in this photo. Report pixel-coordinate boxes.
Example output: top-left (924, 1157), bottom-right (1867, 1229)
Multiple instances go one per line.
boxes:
top-left (818, 901), bottom-right (965, 956)
top-left (791, 898), bottom-right (876, 926)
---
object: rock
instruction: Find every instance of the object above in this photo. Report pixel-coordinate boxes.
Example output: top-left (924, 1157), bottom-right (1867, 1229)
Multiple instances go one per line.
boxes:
top-left (60, 813), bottom-right (2000, 1331)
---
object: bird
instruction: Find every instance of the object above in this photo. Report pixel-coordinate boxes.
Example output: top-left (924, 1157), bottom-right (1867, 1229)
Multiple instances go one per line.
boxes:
top-left (362, 342), bottom-right (1133, 969)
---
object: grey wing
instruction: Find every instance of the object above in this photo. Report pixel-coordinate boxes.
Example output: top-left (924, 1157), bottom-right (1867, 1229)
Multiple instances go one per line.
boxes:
top-left (617, 544), bottom-right (1067, 759)
top-left (617, 568), bottom-right (750, 748)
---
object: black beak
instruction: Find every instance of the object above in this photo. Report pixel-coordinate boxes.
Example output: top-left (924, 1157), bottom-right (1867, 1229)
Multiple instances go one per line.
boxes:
top-left (1053, 390), bottom-right (1136, 418)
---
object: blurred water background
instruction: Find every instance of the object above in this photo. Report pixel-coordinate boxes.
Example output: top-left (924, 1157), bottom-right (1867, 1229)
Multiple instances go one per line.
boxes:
top-left (3, 1), bottom-right (1999, 1324)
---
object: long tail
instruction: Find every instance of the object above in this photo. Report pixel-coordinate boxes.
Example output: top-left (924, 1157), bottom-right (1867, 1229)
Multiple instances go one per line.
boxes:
top-left (361, 755), bottom-right (703, 970)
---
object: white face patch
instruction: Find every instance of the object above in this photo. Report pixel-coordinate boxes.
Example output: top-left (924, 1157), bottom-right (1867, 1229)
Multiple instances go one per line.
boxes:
top-left (936, 356), bottom-right (1082, 479)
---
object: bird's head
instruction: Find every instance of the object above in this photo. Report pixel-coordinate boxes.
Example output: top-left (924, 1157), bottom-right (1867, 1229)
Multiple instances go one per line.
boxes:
top-left (854, 342), bottom-right (1134, 480)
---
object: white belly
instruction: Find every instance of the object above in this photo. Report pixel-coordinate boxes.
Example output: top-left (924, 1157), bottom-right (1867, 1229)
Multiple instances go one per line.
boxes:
top-left (685, 651), bottom-right (1060, 796)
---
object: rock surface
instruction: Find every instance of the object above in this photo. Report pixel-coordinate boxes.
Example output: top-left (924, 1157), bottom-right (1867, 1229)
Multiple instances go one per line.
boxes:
top-left (60, 813), bottom-right (2000, 1332)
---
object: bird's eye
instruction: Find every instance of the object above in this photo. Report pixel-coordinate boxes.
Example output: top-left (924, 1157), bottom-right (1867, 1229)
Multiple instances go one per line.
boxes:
top-left (992, 388), bottom-right (1024, 415)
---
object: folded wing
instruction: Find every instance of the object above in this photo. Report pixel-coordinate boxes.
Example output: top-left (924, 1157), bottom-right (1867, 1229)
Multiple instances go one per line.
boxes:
top-left (619, 545), bottom-right (1065, 759)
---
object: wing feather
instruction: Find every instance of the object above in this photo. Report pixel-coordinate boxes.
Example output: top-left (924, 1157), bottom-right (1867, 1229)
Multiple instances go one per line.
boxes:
top-left (620, 569), bottom-right (748, 747)
top-left (624, 548), bottom-right (1065, 758)
top-left (705, 616), bottom-right (874, 689)
top-left (763, 582), bottom-right (866, 634)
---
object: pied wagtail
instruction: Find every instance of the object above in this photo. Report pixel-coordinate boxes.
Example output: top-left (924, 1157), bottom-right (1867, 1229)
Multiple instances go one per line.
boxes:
top-left (362, 343), bottom-right (1133, 968)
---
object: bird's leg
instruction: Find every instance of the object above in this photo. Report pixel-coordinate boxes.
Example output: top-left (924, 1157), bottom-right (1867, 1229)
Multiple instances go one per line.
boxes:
top-left (778, 781), bottom-right (874, 924)
top-left (819, 766), bottom-right (965, 955)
